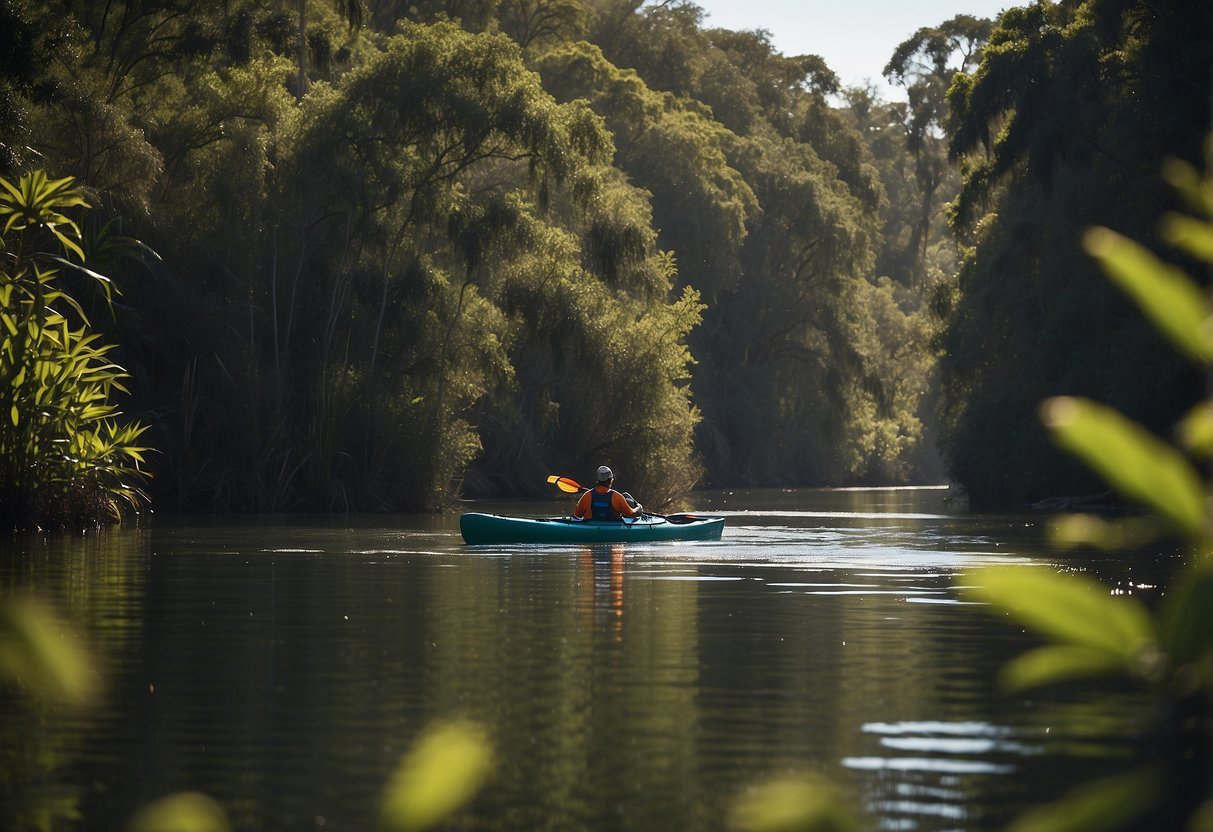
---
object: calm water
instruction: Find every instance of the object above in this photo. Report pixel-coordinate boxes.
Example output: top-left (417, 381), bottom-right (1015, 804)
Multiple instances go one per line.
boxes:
top-left (1, 488), bottom-right (1170, 831)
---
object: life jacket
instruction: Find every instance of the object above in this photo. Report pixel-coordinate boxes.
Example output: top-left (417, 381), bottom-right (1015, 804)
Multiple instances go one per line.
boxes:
top-left (590, 487), bottom-right (618, 520)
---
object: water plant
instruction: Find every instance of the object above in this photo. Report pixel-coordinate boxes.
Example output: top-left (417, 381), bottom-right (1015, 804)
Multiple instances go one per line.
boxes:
top-left (0, 171), bottom-right (149, 529)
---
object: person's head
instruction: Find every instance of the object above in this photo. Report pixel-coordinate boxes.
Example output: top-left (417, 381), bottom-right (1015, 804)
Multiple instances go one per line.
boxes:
top-left (596, 465), bottom-right (613, 485)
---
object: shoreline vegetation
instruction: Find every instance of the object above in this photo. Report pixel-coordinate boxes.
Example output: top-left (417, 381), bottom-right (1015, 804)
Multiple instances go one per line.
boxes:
top-left (0, 172), bottom-right (150, 532)
top-left (1, 0), bottom-right (1209, 529)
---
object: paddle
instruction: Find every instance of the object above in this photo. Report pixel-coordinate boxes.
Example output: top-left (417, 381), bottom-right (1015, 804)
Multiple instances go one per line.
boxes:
top-left (546, 475), bottom-right (710, 523)
top-left (547, 475), bottom-right (583, 494)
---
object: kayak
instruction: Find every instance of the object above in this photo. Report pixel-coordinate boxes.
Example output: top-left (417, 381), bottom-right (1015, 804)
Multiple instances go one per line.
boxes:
top-left (460, 512), bottom-right (725, 544)
top-left (460, 512), bottom-right (725, 545)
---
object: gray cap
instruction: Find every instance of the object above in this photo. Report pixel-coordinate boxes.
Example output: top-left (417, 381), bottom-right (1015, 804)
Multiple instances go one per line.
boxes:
top-left (596, 465), bottom-right (613, 482)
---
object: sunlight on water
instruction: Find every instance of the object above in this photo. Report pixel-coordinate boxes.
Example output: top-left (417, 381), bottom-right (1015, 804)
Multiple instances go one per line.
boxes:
top-left (863, 721), bottom-right (1042, 756)
top-left (843, 757), bottom-right (1017, 774)
top-left (0, 488), bottom-right (1152, 832)
top-left (719, 509), bottom-right (953, 520)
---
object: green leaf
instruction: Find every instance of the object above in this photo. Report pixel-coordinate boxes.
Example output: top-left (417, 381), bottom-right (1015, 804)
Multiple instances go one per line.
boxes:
top-left (44, 253), bottom-right (113, 298)
top-left (0, 595), bottom-right (97, 705)
top-left (379, 721), bottom-right (492, 832)
top-left (1157, 563), bottom-right (1213, 667)
top-left (1083, 227), bottom-right (1213, 363)
top-left (49, 225), bottom-right (85, 263)
top-left (1001, 644), bottom-right (1131, 691)
top-left (963, 565), bottom-right (1155, 665)
top-left (124, 792), bottom-right (230, 832)
top-left (1007, 767), bottom-right (1161, 832)
top-left (0, 174), bottom-right (21, 201)
top-left (1177, 402), bottom-right (1213, 456)
top-left (1, 211), bottom-right (24, 236)
top-left (1162, 157), bottom-right (1213, 217)
top-left (1161, 213), bottom-right (1213, 263)
top-left (1049, 513), bottom-right (1157, 551)
top-left (729, 774), bottom-right (859, 832)
top-left (1041, 396), bottom-right (1207, 539)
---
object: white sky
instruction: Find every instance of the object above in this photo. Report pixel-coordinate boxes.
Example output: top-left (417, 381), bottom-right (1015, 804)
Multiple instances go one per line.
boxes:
top-left (688, 0), bottom-right (1016, 99)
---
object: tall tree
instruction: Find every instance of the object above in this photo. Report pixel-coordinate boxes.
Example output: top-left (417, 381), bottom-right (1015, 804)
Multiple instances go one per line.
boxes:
top-left (498, 0), bottom-right (585, 49)
top-left (940, 0), bottom-right (1213, 506)
top-left (539, 20), bottom-right (913, 486)
top-left (215, 21), bottom-right (625, 509)
top-left (291, 0), bottom-right (365, 96)
top-left (3, 0), bottom-right (970, 509)
top-left (883, 14), bottom-right (991, 282)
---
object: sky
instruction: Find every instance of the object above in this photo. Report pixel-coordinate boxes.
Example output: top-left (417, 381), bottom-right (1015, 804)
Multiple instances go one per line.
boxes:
top-left (688, 0), bottom-right (1015, 99)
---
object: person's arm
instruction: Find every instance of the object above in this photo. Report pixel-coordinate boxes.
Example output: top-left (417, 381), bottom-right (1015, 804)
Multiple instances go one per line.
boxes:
top-left (574, 490), bottom-right (591, 518)
top-left (613, 491), bottom-right (640, 517)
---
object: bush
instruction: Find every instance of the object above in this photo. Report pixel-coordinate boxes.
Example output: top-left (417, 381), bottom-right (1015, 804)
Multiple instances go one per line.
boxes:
top-left (0, 171), bottom-right (149, 530)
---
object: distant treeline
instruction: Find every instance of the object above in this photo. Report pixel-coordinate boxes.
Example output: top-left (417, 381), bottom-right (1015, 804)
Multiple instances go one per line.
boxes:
top-left (1, 0), bottom-right (1208, 514)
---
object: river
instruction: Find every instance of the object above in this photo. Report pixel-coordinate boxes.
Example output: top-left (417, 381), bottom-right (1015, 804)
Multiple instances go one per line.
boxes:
top-left (0, 487), bottom-right (1170, 831)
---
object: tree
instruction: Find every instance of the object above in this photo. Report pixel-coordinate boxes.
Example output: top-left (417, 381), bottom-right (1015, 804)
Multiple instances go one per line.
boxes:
top-left (2, 0), bottom-right (969, 509)
top-left (939, 0), bottom-right (1212, 506)
top-left (290, 0), bottom-right (365, 96)
top-left (883, 14), bottom-right (991, 281)
top-left (498, 0), bottom-right (585, 49)
top-left (242, 21), bottom-right (622, 509)
top-left (541, 7), bottom-right (946, 487)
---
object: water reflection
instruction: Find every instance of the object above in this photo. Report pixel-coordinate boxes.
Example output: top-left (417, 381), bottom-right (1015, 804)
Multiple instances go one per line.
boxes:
top-left (579, 546), bottom-right (625, 638)
top-left (0, 490), bottom-right (1161, 832)
top-left (0, 526), bottom-right (150, 831)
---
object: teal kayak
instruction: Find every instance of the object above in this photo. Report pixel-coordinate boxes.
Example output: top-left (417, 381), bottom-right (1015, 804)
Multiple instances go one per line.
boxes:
top-left (460, 512), bottom-right (725, 544)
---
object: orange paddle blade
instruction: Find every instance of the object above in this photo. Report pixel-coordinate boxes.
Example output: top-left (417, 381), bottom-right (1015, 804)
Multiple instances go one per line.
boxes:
top-left (547, 475), bottom-right (583, 493)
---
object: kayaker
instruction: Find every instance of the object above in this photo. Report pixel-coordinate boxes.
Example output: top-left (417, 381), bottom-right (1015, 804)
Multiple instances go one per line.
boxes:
top-left (573, 466), bottom-right (642, 520)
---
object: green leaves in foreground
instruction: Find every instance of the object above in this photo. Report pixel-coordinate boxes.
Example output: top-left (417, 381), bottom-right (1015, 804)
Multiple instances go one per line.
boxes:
top-left (1040, 396), bottom-right (1206, 540)
top-left (124, 792), bottom-right (230, 832)
top-left (1005, 768), bottom-right (1161, 832)
top-left (729, 774), bottom-right (859, 832)
top-left (120, 719), bottom-right (492, 832)
top-left (981, 155), bottom-right (1213, 831)
top-left (1081, 227), bottom-right (1213, 365)
top-left (962, 566), bottom-right (1158, 690)
top-left (380, 721), bottom-right (493, 832)
top-left (0, 595), bottom-right (97, 705)
top-left (3, 582), bottom-right (492, 831)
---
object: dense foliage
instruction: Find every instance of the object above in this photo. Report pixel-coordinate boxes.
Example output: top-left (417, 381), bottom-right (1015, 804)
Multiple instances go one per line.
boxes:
top-left (0, 0), bottom-right (960, 516)
top-left (6, 0), bottom-right (1202, 516)
top-left (940, 0), bottom-right (1213, 506)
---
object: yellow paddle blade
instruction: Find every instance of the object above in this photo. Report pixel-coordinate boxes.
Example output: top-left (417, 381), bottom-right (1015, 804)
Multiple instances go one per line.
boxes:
top-left (547, 475), bottom-right (583, 493)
